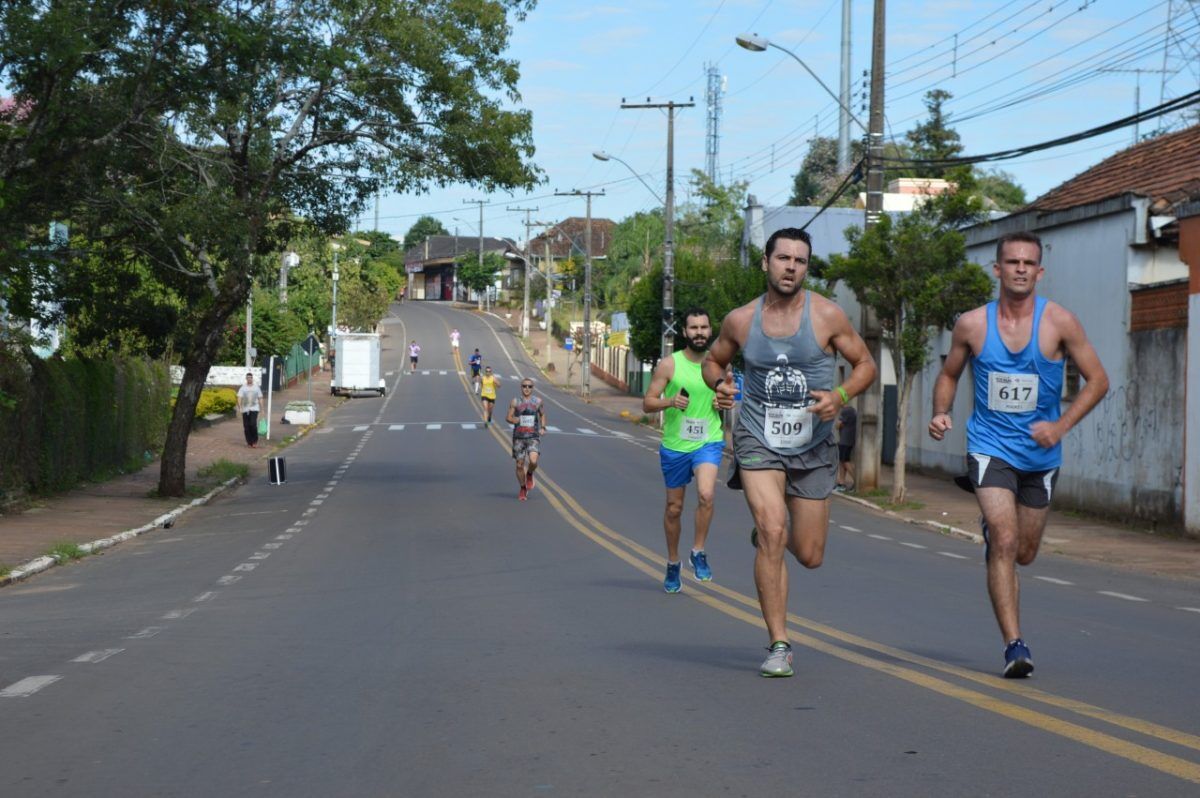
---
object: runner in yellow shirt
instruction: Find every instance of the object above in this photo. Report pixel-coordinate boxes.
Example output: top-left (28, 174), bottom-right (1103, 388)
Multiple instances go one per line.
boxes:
top-left (480, 365), bottom-right (500, 426)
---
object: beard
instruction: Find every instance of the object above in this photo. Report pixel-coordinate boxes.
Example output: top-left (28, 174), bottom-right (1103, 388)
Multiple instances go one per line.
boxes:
top-left (685, 335), bottom-right (710, 353)
top-left (768, 275), bottom-right (802, 296)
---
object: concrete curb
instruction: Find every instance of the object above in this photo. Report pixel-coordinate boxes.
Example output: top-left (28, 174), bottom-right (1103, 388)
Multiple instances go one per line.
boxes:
top-left (832, 491), bottom-right (983, 546)
top-left (0, 476), bottom-right (242, 588)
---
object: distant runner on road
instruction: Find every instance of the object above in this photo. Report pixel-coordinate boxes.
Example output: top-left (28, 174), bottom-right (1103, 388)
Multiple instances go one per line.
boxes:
top-left (480, 365), bottom-right (500, 426)
top-left (469, 348), bottom-right (483, 393)
top-left (705, 227), bottom-right (876, 678)
top-left (450, 328), bottom-right (461, 352)
top-left (643, 307), bottom-right (724, 593)
top-left (506, 379), bottom-right (546, 502)
top-left (928, 230), bottom-right (1108, 679)
top-left (408, 340), bottom-right (421, 373)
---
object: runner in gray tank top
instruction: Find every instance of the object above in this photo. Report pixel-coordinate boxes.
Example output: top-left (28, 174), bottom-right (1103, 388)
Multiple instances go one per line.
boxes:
top-left (703, 227), bottom-right (876, 678)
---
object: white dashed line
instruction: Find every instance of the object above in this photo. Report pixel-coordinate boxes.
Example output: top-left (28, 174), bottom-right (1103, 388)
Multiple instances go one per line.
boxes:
top-left (899, 542), bottom-right (927, 549)
top-left (126, 627), bottom-right (163, 639)
top-left (263, 542), bottom-right (283, 549)
top-left (233, 563), bottom-right (258, 572)
top-left (868, 534), bottom-right (892, 541)
top-left (294, 520), bottom-right (309, 526)
top-left (389, 424), bottom-right (405, 430)
top-left (839, 525), bottom-right (861, 532)
top-left (612, 431), bottom-right (632, 438)
top-left (461, 424), bottom-right (477, 430)
top-left (1035, 576), bottom-right (1074, 586)
top-left (316, 493), bottom-right (329, 500)
top-left (546, 425), bottom-right (562, 432)
top-left (1098, 591), bottom-right (1148, 602)
top-left (426, 424), bottom-right (442, 430)
top-left (275, 534), bottom-right (293, 541)
top-left (309, 500), bottom-right (324, 506)
top-left (578, 428), bottom-right (598, 435)
top-left (1178, 606), bottom-right (1200, 614)
top-left (162, 608), bottom-right (196, 620)
top-left (1, 676), bottom-right (61, 698)
top-left (353, 425), bottom-right (369, 431)
top-left (938, 551), bottom-right (969, 560)
top-left (439, 370), bottom-right (447, 375)
top-left (193, 592), bottom-right (217, 602)
top-left (303, 509), bottom-right (317, 516)
top-left (72, 649), bottom-right (124, 663)
top-left (217, 575), bottom-right (241, 585)
top-left (249, 551), bottom-right (271, 560)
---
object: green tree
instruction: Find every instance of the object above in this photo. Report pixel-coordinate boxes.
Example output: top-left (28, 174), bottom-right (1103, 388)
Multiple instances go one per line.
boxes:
top-left (826, 192), bottom-right (992, 502)
top-left (402, 216), bottom-right (449, 252)
top-left (2, 1), bottom-right (540, 496)
top-left (787, 136), bottom-right (866, 206)
top-left (679, 169), bottom-right (748, 262)
top-left (906, 89), bottom-right (963, 179)
top-left (457, 251), bottom-right (507, 305)
top-left (974, 168), bottom-right (1027, 211)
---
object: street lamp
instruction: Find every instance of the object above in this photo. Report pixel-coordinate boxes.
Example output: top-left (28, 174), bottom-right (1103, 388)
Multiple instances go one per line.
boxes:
top-left (735, 33), bottom-right (866, 134)
top-left (592, 151), bottom-right (664, 205)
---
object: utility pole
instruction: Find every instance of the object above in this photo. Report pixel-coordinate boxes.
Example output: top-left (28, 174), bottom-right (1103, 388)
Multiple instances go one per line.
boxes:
top-left (620, 97), bottom-right (695, 360)
top-left (463, 198), bottom-right (486, 306)
top-left (544, 236), bottom-right (553, 370)
top-left (838, 0), bottom-right (852, 173)
top-left (856, 0), bottom-right (886, 491)
top-left (507, 205), bottom-right (539, 339)
top-left (555, 190), bottom-right (605, 399)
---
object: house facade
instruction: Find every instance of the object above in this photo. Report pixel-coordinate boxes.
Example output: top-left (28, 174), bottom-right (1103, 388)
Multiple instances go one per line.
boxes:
top-left (403, 235), bottom-right (513, 301)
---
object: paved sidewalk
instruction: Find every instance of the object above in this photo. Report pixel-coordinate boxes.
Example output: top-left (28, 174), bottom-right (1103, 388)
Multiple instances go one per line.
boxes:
top-left (0, 368), bottom-right (342, 580)
top-left (496, 308), bottom-right (1200, 583)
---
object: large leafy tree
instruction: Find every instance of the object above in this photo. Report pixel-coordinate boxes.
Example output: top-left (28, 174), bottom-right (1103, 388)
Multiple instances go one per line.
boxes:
top-left (906, 89), bottom-right (963, 179)
top-left (2, 1), bottom-right (540, 496)
top-left (826, 183), bottom-right (992, 502)
top-left (402, 215), bottom-right (449, 251)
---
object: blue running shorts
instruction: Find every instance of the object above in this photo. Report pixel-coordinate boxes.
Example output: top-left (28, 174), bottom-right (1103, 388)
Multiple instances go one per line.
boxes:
top-left (660, 441), bottom-right (726, 489)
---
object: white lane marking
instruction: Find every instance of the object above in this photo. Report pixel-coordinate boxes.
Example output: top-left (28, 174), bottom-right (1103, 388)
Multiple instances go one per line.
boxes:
top-left (899, 542), bottom-right (927, 549)
top-left (217, 575), bottom-right (241, 585)
top-left (275, 534), bottom-right (293, 541)
top-left (163, 608), bottom-right (197, 620)
top-left (1098, 591), bottom-right (1149, 602)
top-left (249, 552), bottom-right (271, 560)
top-left (316, 493), bottom-right (330, 500)
top-left (612, 430), bottom-right (632, 438)
top-left (546, 426), bottom-right (562, 433)
top-left (426, 424), bottom-right (442, 430)
top-left (1177, 607), bottom-right (1200, 614)
top-left (309, 500), bottom-right (324, 506)
top-left (303, 509), bottom-right (317, 516)
top-left (1, 676), bottom-right (61, 698)
top-left (461, 423), bottom-right (477, 430)
top-left (193, 592), bottom-right (218, 602)
top-left (389, 424), bottom-right (405, 431)
top-left (73, 649), bottom-right (124, 664)
top-left (578, 428), bottom-right (598, 435)
top-left (294, 520), bottom-right (309, 526)
top-left (1035, 576), bottom-right (1074, 586)
top-left (457, 370), bottom-right (466, 375)
top-left (868, 534), bottom-right (892, 541)
top-left (326, 481), bottom-right (338, 487)
top-left (840, 525), bottom-right (862, 532)
top-left (938, 551), bottom-right (969, 560)
top-left (353, 425), bottom-right (369, 431)
top-left (263, 542), bottom-right (283, 549)
top-left (233, 563), bottom-right (258, 572)
top-left (385, 371), bottom-right (394, 376)
top-left (439, 370), bottom-right (447, 375)
top-left (421, 370), bottom-right (430, 375)
top-left (126, 627), bottom-right (164, 639)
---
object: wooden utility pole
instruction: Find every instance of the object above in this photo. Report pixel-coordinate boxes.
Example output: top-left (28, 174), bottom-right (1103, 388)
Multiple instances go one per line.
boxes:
top-left (555, 190), bottom-right (604, 399)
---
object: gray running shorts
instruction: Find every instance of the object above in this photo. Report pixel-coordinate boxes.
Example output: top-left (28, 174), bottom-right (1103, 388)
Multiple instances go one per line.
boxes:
top-left (512, 436), bottom-right (541, 462)
top-left (733, 424), bottom-right (837, 500)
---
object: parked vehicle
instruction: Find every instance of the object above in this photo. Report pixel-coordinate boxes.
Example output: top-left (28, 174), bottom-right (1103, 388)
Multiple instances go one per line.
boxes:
top-left (332, 333), bottom-right (385, 397)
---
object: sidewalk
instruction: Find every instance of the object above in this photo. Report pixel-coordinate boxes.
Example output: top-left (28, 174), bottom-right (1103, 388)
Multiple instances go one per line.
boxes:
top-left (499, 308), bottom-right (1200, 583)
top-left (0, 368), bottom-right (342, 582)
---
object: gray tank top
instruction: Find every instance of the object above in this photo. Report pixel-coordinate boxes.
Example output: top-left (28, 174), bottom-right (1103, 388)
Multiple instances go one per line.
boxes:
top-left (738, 292), bottom-right (836, 455)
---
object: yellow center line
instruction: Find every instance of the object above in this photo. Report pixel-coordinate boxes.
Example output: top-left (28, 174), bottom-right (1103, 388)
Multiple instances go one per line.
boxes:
top-left (428, 307), bottom-right (1200, 783)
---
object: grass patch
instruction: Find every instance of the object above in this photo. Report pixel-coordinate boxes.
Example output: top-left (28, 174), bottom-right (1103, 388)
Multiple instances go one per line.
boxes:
top-left (197, 459), bottom-right (249, 482)
top-left (0, 563), bottom-right (11, 579)
top-left (855, 488), bottom-right (925, 512)
top-left (46, 542), bottom-right (85, 562)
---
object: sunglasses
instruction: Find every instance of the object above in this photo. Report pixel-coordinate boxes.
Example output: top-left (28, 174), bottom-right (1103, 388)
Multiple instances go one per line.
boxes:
top-left (521, 384), bottom-right (534, 389)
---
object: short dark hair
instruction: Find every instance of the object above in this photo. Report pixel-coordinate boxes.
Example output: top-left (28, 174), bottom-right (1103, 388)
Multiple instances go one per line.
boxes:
top-left (996, 231), bottom-right (1042, 264)
top-left (764, 227), bottom-right (813, 259)
top-left (681, 306), bottom-right (710, 326)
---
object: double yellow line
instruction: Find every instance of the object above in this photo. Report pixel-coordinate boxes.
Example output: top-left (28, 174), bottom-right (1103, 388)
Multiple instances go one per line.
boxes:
top-left (442, 313), bottom-right (1200, 785)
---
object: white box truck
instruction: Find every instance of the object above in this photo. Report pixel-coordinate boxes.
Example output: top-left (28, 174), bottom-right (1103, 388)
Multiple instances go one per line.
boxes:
top-left (332, 333), bottom-right (386, 397)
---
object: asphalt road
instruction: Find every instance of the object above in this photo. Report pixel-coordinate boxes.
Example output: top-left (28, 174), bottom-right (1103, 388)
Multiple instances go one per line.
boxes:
top-left (2, 302), bottom-right (1199, 797)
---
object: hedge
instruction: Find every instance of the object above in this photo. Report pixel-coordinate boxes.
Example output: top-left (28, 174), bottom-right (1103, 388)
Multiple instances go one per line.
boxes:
top-left (0, 347), bottom-right (171, 502)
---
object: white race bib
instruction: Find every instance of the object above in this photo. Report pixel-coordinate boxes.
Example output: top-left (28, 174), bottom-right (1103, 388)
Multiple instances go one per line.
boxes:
top-left (987, 372), bottom-right (1039, 413)
top-left (519, 414), bottom-right (537, 428)
top-left (765, 406), bottom-right (813, 449)
top-left (680, 417), bottom-right (709, 442)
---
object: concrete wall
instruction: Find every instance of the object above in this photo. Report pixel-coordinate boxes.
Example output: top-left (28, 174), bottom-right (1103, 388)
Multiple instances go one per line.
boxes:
top-left (905, 206), bottom-right (1187, 524)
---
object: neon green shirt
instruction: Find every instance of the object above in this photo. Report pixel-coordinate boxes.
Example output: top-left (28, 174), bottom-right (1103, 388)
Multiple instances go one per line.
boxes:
top-left (661, 350), bottom-right (724, 453)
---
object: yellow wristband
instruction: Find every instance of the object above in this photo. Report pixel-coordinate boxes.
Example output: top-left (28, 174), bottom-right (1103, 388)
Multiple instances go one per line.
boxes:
top-left (834, 386), bottom-right (850, 404)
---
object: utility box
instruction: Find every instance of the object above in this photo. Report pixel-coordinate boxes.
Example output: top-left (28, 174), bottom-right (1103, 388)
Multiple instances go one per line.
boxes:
top-left (333, 333), bottom-right (385, 397)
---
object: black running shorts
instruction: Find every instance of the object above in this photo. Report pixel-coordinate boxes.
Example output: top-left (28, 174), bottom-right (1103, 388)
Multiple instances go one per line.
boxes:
top-left (968, 453), bottom-right (1058, 509)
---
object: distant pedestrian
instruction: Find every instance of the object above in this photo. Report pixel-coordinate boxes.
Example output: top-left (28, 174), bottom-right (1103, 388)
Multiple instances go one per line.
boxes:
top-left (237, 372), bottom-right (263, 448)
top-left (835, 404), bottom-right (857, 491)
top-left (450, 328), bottom-right (460, 351)
top-left (928, 231), bottom-right (1108, 678)
top-left (409, 340), bottom-right (421, 372)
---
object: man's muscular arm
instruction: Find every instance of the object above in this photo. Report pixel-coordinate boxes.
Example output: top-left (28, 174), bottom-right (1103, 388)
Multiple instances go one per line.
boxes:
top-left (702, 307), bottom-right (748, 410)
top-left (929, 311), bottom-right (979, 441)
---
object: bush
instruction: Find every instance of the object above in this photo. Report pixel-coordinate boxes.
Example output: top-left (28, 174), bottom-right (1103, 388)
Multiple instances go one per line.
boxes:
top-left (194, 388), bottom-right (237, 418)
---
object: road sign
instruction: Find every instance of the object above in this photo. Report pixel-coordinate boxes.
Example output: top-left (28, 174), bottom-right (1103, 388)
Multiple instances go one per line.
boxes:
top-left (564, 337), bottom-right (574, 352)
top-left (301, 333), bottom-right (320, 356)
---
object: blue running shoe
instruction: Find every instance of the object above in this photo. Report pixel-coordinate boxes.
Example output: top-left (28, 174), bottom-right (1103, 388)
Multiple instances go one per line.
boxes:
top-left (663, 561), bottom-right (682, 593)
top-left (980, 516), bottom-right (991, 562)
top-left (689, 550), bottom-right (712, 581)
top-left (1003, 638), bottom-right (1034, 678)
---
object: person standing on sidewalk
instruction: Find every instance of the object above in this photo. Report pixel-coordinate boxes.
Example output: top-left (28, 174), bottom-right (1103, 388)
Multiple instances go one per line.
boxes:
top-left (236, 372), bottom-right (263, 448)
top-left (506, 378), bottom-right (546, 501)
top-left (643, 307), bottom-right (724, 593)
top-left (928, 231), bottom-right (1108, 679)
top-left (835, 403), bottom-right (857, 492)
top-left (705, 227), bottom-right (876, 677)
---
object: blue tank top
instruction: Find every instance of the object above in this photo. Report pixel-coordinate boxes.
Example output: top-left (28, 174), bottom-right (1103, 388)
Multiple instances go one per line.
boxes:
top-left (738, 293), bottom-right (835, 456)
top-left (966, 297), bottom-right (1064, 471)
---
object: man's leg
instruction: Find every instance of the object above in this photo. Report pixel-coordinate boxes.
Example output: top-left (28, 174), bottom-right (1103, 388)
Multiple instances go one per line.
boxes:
top-left (525, 450), bottom-right (540, 481)
top-left (691, 463), bottom-right (718, 551)
top-left (248, 411), bottom-right (259, 446)
top-left (976, 487), bottom-right (1024, 643)
top-left (242, 412), bottom-right (254, 445)
top-left (843, 457), bottom-right (855, 491)
top-left (742, 468), bottom-right (791, 645)
top-left (1015, 503), bottom-right (1051, 567)
top-left (663, 485), bottom-right (685, 562)
top-left (784, 494), bottom-right (830, 568)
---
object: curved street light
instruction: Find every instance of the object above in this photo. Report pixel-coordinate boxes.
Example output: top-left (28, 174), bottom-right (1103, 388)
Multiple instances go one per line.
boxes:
top-left (735, 33), bottom-right (866, 133)
top-left (592, 151), bottom-right (665, 205)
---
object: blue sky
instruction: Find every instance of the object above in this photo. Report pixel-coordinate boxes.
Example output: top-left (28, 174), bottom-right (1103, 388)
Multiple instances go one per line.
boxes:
top-left (369, 0), bottom-right (1198, 245)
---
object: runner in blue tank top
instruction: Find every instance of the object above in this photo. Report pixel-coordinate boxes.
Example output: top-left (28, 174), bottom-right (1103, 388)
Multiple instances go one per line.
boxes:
top-left (704, 228), bottom-right (877, 678)
top-left (929, 231), bottom-right (1108, 678)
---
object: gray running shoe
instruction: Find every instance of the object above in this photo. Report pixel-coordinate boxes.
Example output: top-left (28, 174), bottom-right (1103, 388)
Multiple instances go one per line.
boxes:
top-left (760, 641), bottom-right (794, 677)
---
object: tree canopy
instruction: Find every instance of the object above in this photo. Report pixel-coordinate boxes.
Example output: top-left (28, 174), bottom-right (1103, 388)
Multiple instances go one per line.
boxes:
top-left (403, 216), bottom-right (450, 252)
